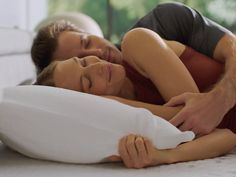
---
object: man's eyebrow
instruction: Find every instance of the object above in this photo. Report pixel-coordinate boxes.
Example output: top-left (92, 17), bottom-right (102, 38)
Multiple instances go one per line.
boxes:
top-left (73, 58), bottom-right (84, 92)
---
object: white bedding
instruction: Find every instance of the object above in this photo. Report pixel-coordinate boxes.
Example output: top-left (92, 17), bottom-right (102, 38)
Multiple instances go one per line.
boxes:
top-left (0, 54), bottom-right (35, 88)
top-left (0, 27), bottom-right (36, 88)
top-left (0, 142), bottom-right (236, 177)
top-left (1, 26), bottom-right (236, 177)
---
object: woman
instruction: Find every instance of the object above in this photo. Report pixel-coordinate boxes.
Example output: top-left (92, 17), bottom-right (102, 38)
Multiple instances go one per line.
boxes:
top-left (35, 28), bottom-right (236, 168)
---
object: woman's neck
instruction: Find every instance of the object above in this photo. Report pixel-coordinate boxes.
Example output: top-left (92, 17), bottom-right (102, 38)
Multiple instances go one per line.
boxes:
top-left (118, 77), bottom-right (136, 100)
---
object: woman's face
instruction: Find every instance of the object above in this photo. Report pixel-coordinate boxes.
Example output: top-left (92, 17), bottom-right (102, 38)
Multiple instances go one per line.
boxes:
top-left (53, 56), bottom-right (126, 96)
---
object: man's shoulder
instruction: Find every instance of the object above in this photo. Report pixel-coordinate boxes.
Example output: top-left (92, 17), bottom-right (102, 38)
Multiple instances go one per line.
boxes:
top-left (153, 2), bottom-right (195, 20)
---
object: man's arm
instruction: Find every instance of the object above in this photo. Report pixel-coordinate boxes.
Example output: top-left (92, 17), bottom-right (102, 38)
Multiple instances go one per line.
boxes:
top-left (167, 33), bottom-right (236, 135)
top-left (213, 33), bottom-right (236, 101)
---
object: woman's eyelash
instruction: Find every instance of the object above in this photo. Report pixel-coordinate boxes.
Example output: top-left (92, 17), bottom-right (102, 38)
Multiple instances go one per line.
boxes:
top-left (84, 76), bottom-right (92, 89)
top-left (81, 58), bottom-right (87, 67)
top-left (88, 78), bottom-right (92, 88)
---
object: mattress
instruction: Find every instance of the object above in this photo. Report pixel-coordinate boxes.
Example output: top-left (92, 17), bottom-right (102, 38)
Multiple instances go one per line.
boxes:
top-left (0, 142), bottom-right (236, 177)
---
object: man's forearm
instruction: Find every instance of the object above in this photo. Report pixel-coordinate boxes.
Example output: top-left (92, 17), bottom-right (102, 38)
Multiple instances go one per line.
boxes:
top-left (212, 33), bottom-right (236, 112)
top-left (213, 56), bottom-right (236, 109)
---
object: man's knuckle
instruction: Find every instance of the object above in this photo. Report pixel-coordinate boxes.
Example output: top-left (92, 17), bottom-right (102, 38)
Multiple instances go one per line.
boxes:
top-left (199, 126), bottom-right (211, 134)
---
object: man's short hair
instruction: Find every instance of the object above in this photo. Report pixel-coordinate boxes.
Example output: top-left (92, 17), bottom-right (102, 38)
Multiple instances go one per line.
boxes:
top-left (31, 20), bottom-right (81, 74)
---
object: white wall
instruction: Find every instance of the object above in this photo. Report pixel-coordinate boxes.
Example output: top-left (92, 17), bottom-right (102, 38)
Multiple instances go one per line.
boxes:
top-left (0, 0), bottom-right (47, 31)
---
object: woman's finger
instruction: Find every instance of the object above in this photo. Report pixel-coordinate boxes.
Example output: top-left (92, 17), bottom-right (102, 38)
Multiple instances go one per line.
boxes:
top-left (126, 135), bottom-right (138, 163)
top-left (143, 137), bottom-right (153, 155)
top-left (119, 136), bottom-right (132, 168)
top-left (108, 155), bottom-right (122, 162)
top-left (135, 136), bottom-right (147, 162)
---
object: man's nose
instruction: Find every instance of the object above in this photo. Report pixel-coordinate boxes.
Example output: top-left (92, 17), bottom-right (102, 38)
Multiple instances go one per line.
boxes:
top-left (79, 49), bottom-right (103, 58)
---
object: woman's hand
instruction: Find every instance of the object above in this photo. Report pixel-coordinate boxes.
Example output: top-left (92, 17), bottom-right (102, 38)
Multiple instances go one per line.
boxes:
top-left (109, 134), bottom-right (169, 169)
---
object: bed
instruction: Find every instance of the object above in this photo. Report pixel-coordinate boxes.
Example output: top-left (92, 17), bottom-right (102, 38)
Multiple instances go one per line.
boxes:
top-left (1, 141), bottom-right (236, 177)
top-left (0, 26), bottom-right (236, 177)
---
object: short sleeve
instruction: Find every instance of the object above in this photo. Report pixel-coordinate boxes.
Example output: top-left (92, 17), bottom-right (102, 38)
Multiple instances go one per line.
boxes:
top-left (131, 2), bottom-right (230, 57)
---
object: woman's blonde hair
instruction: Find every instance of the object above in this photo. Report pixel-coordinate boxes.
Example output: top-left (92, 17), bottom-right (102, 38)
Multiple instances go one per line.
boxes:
top-left (34, 61), bottom-right (59, 87)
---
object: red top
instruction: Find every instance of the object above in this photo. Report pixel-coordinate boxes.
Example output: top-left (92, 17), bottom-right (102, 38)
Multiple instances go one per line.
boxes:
top-left (123, 47), bottom-right (236, 133)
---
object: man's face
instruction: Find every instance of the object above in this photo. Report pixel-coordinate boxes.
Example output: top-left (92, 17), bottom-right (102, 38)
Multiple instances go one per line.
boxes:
top-left (53, 31), bottom-right (123, 64)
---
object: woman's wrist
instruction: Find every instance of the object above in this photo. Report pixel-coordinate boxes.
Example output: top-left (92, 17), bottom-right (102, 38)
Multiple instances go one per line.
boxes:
top-left (153, 148), bottom-right (179, 165)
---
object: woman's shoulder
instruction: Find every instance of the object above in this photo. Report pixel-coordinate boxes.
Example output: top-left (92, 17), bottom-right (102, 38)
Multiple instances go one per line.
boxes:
top-left (164, 40), bottom-right (186, 57)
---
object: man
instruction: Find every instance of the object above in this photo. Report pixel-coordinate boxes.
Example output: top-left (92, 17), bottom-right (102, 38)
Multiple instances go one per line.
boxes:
top-left (31, 2), bottom-right (236, 136)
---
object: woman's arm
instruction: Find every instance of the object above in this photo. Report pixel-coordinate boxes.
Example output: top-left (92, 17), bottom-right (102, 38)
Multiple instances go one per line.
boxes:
top-left (165, 129), bottom-right (236, 163)
top-left (110, 129), bottom-right (236, 168)
top-left (121, 28), bottom-right (199, 102)
top-left (104, 95), bottom-right (181, 121)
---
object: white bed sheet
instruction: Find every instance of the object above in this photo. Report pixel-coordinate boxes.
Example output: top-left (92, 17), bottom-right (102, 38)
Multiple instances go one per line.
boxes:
top-left (0, 142), bottom-right (236, 177)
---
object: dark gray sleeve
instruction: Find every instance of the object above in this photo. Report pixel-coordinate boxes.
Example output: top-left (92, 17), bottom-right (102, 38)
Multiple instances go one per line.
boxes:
top-left (131, 2), bottom-right (230, 58)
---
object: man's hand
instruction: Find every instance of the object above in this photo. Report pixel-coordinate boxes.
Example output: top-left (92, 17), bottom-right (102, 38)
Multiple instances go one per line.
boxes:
top-left (165, 91), bottom-right (228, 136)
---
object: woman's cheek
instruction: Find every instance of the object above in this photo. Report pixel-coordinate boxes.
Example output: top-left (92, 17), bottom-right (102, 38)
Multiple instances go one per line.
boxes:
top-left (90, 81), bottom-right (108, 95)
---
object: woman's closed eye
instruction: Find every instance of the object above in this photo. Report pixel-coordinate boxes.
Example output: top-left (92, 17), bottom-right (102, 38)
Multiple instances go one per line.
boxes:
top-left (80, 58), bottom-right (92, 90)
top-left (80, 58), bottom-right (87, 67)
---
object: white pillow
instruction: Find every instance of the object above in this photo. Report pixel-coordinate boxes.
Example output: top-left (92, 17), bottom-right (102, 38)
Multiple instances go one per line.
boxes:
top-left (35, 12), bottom-right (104, 38)
top-left (0, 86), bottom-right (194, 164)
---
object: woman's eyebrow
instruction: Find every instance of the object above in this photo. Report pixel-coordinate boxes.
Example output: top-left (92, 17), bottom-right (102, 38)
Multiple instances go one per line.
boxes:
top-left (73, 58), bottom-right (84, 92)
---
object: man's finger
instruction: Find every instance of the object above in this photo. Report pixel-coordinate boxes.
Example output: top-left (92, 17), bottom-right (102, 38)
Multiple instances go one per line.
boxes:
top-left (179, 121), bottom-right (192, 131)
top-left (192, 127), bottom-right (201, 137)
top-left (169, 110), bottom-right (186, 127)
top-left (164, 94), bottom-right (188, 107)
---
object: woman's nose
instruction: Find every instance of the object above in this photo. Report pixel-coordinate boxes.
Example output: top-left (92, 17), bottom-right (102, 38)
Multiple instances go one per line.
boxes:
top-left (79, 49), bottom-right (103, 58)
top-left (84, 62), bottom-right (104, 76)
